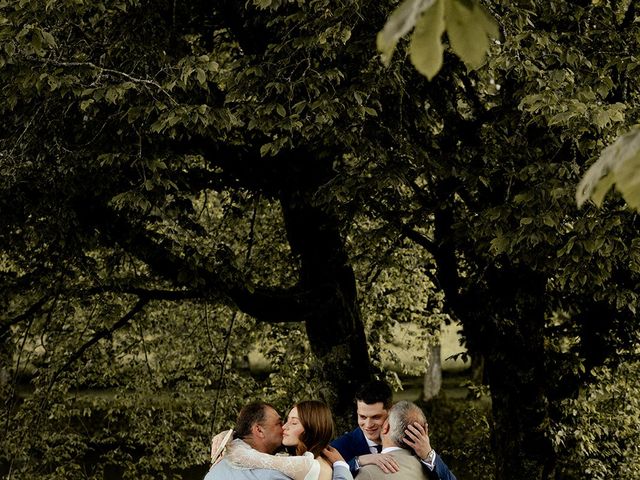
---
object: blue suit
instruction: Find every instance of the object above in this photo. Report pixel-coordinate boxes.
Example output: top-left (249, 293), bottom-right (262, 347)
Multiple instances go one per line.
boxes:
top-left (330, 428), bottom-right (456, 480)
top-left (330, 427), bottom-right (370, 473)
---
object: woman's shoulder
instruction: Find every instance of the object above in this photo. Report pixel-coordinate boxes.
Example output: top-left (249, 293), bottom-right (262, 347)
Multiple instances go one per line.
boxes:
top-left (317, 457), bottom-right (333, 480)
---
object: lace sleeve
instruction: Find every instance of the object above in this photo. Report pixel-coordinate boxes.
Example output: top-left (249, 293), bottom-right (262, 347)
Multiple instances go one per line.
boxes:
top-left (210, 429), bottom-right (234, 465)
top-left (225, 440), bottom-right (320, 480)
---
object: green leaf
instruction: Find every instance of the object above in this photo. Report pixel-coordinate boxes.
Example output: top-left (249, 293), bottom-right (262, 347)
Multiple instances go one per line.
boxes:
top-left (31, 29), bottom-right (43, 55)
top-left (490, 234), bottom-right (509, 254)
top-left (549, 111), bottom-right (577, 126)
top-left (79, 99), bottom-right (94, 111)
top-left (4, 41), bottom-right (15, 57)
top-left (340, 28), bottom-right (352, 44)
top-left (41, 29), bottom-right (57, 48)
top-left (590, 172), bottom-right (616, 207)
top-left (260, 143), bottom-right (272, 156)
top-left (377, 0), bottom-right (438, 66)
top-left (444, 0), bottom-right (499, 70)
top-left (409, 0), bottom-right (445, 80)
top-left (105, 88), bottom-right (119, 103)
top-left (196, 68), bottom-right (206, 85)
top-left (363, 106), bottom-right (378, 116)
top-left (576, 125), bottom-right (640, 209)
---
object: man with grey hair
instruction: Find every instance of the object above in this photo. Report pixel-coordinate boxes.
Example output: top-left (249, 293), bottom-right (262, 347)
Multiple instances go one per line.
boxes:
top-left (205, 401), bottom-right (290, 480)
top-left (356, 401), bottom-right (456, 480)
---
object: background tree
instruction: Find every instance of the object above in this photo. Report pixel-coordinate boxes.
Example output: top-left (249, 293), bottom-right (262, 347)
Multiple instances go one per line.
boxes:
top-left (354, 0), bottom-right (640, 477)
top-left (0, 0), bottom-right (390, 420)
top-left (2, 1), bottom-right (640, 479)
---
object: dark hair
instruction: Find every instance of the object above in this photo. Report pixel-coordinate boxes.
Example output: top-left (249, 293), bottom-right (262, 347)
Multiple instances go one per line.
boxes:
top-left (294, 400), bottom-right (335, 458)
top-left (234, 402), bottom-right (275, 439)
top-left (355, 380), bottom-right (393, 409)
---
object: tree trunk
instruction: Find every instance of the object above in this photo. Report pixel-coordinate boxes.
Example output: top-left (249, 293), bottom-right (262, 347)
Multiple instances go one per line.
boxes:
top-left (481, 267), bottom-right (556, 480)
top-left (280, 188), bottom-right (372, 427)
top-left (422, 344), bottom-right (442, 401)
top-left (470, 353), bottom-right (484, 386)
top-left (430, 202), bottom-right (555, 479)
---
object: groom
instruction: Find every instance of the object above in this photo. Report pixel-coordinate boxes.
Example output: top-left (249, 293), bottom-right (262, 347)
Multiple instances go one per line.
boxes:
top-left (331, 381), bottom-right (456, 480)
top-left (356, 401), bottom-right (438, 480)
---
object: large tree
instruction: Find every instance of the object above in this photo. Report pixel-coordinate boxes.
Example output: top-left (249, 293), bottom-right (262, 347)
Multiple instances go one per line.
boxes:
top-left (347, 1), bottom-right (640, 478)
top-left (0, 0), bottom-right (402, 418)
top-left (2, 0), bottom-right (640, 479)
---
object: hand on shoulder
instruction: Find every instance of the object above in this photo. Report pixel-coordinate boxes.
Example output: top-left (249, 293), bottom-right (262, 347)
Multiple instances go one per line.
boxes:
top-left (321, 445), bottom-right (345, 464)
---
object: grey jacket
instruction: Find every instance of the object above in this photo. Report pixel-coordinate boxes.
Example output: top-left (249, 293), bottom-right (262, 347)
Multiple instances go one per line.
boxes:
top-left (204, 458), bottom-right (353, 480)
top-left (204, 458), bottom-right (290, 480)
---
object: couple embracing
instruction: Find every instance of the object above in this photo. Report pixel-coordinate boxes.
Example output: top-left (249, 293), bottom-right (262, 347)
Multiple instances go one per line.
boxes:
top-left (205, 380), bottom-right (456, 480)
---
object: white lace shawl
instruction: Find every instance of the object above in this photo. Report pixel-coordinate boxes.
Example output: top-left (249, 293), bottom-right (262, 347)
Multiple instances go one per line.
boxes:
top-left (210, 430), bottom-right (320, 480)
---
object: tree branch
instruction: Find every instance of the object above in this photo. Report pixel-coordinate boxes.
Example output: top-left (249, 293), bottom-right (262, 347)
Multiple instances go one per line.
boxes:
top-left (78, 285), bottom-right (201, 301)
top-left (0, 295), bottom-right (50, 341)
top-left (81, 204), bottom-right (316, 323)
top-left (399, 224), bottom-right (438, 257)
top-left (49, 297), bottom-right (149, 385)
top-left (33, 59), bottom-right (179, 106)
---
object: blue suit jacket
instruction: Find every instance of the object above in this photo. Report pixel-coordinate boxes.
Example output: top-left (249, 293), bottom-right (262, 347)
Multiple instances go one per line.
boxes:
top-left (330, 428), bottom-right (456, 480)
top-left (330, 427), bottom-right (370, 473)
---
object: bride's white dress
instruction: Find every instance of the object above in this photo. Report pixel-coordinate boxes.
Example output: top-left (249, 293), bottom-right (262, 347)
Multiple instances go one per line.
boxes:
top-left (211, 430), bottom-right (320, 480)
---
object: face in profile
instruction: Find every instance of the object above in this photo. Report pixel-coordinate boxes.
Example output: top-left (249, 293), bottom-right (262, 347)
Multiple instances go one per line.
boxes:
top-left (282, 406), bottom-right (305, 447)
top-left (261, 406), bottom-right (285, 453)
top-left (357, 400), bottom-right (388, 443)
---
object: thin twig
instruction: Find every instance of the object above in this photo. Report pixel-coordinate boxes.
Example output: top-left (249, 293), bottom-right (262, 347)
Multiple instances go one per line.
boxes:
top-left (9, 105), bottom-right (42, 156)
top-left (49, 297), bottom-right (149, 386)
top-left (38, 59), bottom-right (178, 105)
top-left (210, 195), bottom-right (260, 435)
top-left (137, 318), bottom-right (154, 382)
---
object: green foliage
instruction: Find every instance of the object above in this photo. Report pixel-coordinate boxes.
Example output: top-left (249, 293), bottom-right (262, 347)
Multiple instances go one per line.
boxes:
top-left (3, 386), bottom-right (214, 479)
top-left (2, 0), bottom-right (640, 478)
top-left (0, 0), bottom-right (411, 474)
top-left (351, 225), bottom-right (446, 377)
top-left (0, 294), bottom-right (325, 478)
top-left (421, 393), bottom-right (494, 480)
top-left (374, 0), bottom-right (640, 476)
top-left (576, 125), bottom-right (640, 210)
top-left (378, 0), bottom-right (498, 79)
top-left (552, 341), bottom-right (640, 479)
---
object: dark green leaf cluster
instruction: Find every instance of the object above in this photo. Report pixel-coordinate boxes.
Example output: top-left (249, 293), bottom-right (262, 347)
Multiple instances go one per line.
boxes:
top-left (552, 340), bottom-right (640, 479)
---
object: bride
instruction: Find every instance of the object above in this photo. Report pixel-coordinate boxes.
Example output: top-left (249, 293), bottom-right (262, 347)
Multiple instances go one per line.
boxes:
top-left (211, 400), bottom-right (352, 480)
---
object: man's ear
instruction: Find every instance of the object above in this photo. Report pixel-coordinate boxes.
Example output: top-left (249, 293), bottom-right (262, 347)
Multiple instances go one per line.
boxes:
top-left (252, 423), bottom-right (264, 438)
top-left (381, 419), bottom-right (391, 435)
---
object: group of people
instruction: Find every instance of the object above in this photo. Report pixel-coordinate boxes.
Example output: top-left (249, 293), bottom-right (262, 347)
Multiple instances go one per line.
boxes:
top-left (204, 380), bottom-right (457, 480)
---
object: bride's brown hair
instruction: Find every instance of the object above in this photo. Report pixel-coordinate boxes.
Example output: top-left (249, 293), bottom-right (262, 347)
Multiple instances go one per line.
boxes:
top-left (294, 400), bottom-right (336, 458)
